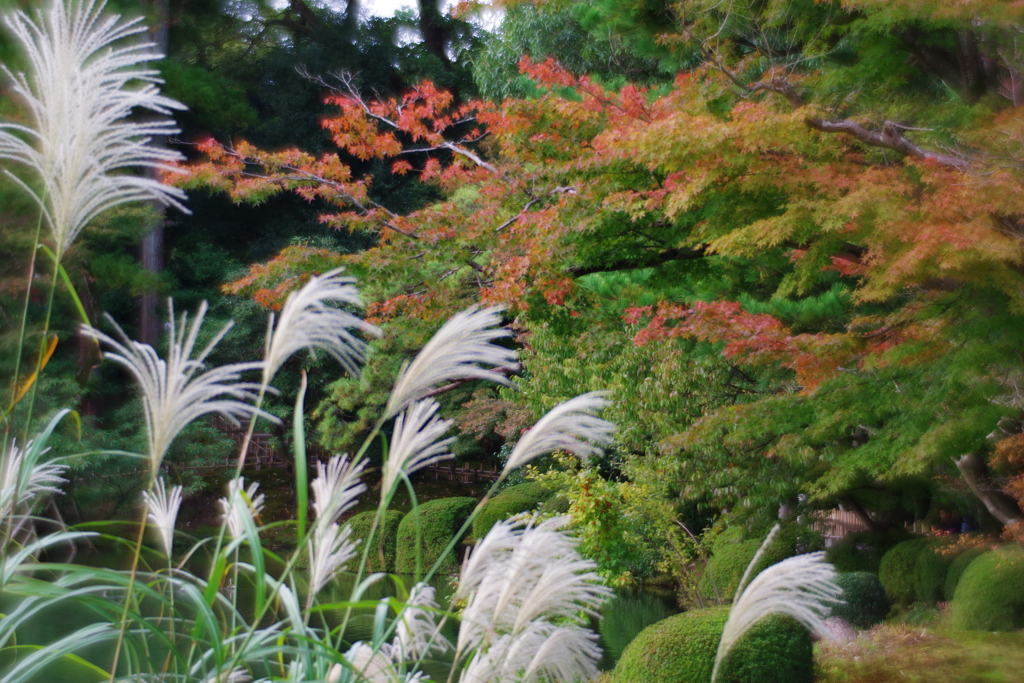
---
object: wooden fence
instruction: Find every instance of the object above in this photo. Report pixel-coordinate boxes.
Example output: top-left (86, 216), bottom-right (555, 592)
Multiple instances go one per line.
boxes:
top-left (422, 460), bottom-right (501, 483)
top-left (211, 416), bottom-right (328, 470)
top-left (808, 509), bottom-right (870, 544)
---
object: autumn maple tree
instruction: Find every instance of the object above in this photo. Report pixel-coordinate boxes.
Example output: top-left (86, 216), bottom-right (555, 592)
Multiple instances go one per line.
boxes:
top-left (177, 0), bottom-right (1024, 569)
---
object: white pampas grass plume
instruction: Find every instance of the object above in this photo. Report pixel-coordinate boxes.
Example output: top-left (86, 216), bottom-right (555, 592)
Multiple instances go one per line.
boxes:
top-left (308, 521), bottom-right (358, 595)
top-left (141, 478), bottom-right (181, 556)
top-left (711, 525), bottom-right (843, 683)
top-left (395, 582), bottom-right (451, 660)
top-left (311, 454), bottom-right (367, 525)
top-left (502, 392), bottom-right (615, 473)
top-left (382, 399), bottom-right (454, 494)
top-left (83, 299), bottom-right (275, 471)
top-left (456, 515), bottom-right (610, 683)
top-left (220, 477), bottom-right (265, 538)
top-left (385, 306), bottom-right (517, 418)
top-left (262, 268), bottom-right (380, 383)
top-left (0, 0), bottom-right (188, 258)
top-left (343, 642), bottom-right (429, 683)
top-left (0, 439), bottom-right (66, 518)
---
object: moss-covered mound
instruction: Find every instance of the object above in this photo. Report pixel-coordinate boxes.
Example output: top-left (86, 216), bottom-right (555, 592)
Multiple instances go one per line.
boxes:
top-left (471, 482), bottom-right (552, 539)
top-left (825, 529), bottom-right (912, 574)
top-left (610, 606), bottom-right (813, 683)
top-left (878, 538), bottom-right (928, 606)
top-left (831, 572), bottom-right (890, 629)
top-left (697, 523), bottom-right (814, 603)
top-left (950, 546), bottom-right (1024, 631)
top-left (347, 509), bottom-right (404, 573)
top-left (945, 547), bottom-right (985, 601)
top-left (395, 497), bottom-right (477, 576)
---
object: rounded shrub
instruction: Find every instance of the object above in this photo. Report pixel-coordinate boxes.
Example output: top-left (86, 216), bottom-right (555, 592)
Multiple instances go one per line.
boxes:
top-left (826, 529), bottom-right (911, 574)
top-left (395, 497), bottom-right (477, 576)
top-left (471, 482), bottom-right (552, 539)
top-left (610, 606), bottom-right (813, 683)
top-left (697, 523), bottom-right (808, 603)
top-left (950, 545), bottom-right (1024, 631)
top-left (944, 547), bottom-right (985, 601)
top-left (914, 541), bottom-right (955, 605)
top-left (831, 571), bottom-right (889, 629)
top-left (347, 509), bottom-right (404, 573)
top-left (878, 538), bottom-right (928, 606)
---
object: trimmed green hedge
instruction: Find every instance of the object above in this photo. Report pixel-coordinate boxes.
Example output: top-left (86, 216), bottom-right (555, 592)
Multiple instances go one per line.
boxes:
top-left (697, 523), bottom-right (815, 603)
top-left (944, 547), bottom-right (985, 601)
top-left (347, 510), bottom-right (404, 573)
top-left (395, 497), bottom-right (477, 575)
top-left (878, 538), bottom-right (928, 606)
top-left (611, 606), bottom-right (813, 683)
top-left (831, 572), bottom-right (889, 629)
top-left (471, 482), bottom-right (552, 539)
top-left (914, 542), bottom-right (955, 605)
top-left (826, 529), bottom-right (911, 574)
top-left (950, 545), bottom-right (1024, 631)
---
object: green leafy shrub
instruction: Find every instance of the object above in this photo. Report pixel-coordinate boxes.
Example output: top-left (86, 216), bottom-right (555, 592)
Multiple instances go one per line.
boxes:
top-left (347, 510), bottom-right (404, 573)
top-left (945, 547), bottom-right (985, 601)
top-left (610, 606), bottom-right (814, 683)
top-left (395, 497), bottom-right (478, 575)
top-left (697, 523), bottom-right (811, 603)
top-left (831, 572), bottom-right (889, 629)
top-left (878, 538), bottom-right (928, 606)
top-left (914, 541), bottom-right (955, 605)
top-left (825, 529), bottom-right (911, 574)
top-left (471, 482), bottom-right (552, 539)
top-left (950, 546), bottom-right (1024, 631)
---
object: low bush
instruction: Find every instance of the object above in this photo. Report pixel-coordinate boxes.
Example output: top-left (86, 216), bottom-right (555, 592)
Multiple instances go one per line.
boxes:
top-left (471, 482), bottom-right (552, 539)
top-left (950, 545), bottom-right (1024, 631)
top-left (944, 547), bottom-right (985, 601)
top-left (395, 497), bottom-right (478, 575)
top-left (347, 509), bottom-right (404, 573)
top-left (878, 538), bottom-right (928, 606)
top-left (831, 572), bottom-right (890, 629)
top-left (914, 542), bottom-right (955, 605)
top-left (697, 523), bottom-right (811, 603)
top-left (826, 529), bottom-right (911, 574)
top-left (610, 606), bottom-right (814, 683)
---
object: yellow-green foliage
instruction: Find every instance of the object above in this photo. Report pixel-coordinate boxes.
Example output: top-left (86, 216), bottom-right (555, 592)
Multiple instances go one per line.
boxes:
top-left (878, 538), bottom-right (928, 606)
top-left (831, 572), bottom-right (890, 629)
top-left (347, 510), bottom-right (404, 573)
top-left (950, 546), bottom-right (1024, 631)
top-left (610, 607), bottom-right (813, 683)
top-left (944, 547), bottom-right (985, 601)
top-left (471, 482), bottom-right (553, 539)
top-left (395, 497), bottom-right (477, 575)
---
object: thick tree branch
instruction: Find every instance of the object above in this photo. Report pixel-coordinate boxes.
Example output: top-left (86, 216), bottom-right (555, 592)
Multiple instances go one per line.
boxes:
top-left (567, 246), bottom-right (707, 277)
top-left (954, 452), bottom-right (1024, 533)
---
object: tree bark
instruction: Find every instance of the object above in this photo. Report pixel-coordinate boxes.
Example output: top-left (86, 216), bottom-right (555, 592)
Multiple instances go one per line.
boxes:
top-left (954, 451), bottom-right (1024, 539)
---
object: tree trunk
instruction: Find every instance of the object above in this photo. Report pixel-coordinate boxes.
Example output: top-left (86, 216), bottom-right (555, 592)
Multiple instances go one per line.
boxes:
top-left (138, 0), bottom-right (170, 346)
top-left (417, 0), bottom-right (450, 66)
top-left (954, 452), bottom-right (1024, 541)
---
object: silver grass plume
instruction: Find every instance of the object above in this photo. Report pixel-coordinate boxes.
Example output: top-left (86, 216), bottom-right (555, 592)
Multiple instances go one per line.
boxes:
top-left (308, 455), bottom-right (366, 594)
top-left (140, 478), bottom-right (181, 556)
top-left (456, 515), bottom-right (611, 683)
top-left (83, 299), bottom-right (274, 472)
top-left (339, 642), bottom-right (429, 683)
top-left (382, 399), bottom-right (454, 494)
top-left (385, 306), bottom-right (517, 418)
top-left (0, 438), bottom-right (66, 518)
top-left (0, 0), bottom-right (188, 258)
top-left (219, 477), bottom-right (265, 538)
top-left (502, 392), bottom-right (615, 473)
top-left (262, 268), bottom-right (380, 384)
top-left (711, 525), bottom-right (844, 683)
top-left (311, 454), bottom-right (367, 525)
top-left (395, 582), bottom-right (451, 660)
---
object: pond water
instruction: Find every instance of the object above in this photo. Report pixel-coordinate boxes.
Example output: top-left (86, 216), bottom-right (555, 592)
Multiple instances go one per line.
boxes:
top-left (1, 546), bottom-right (680, 681)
